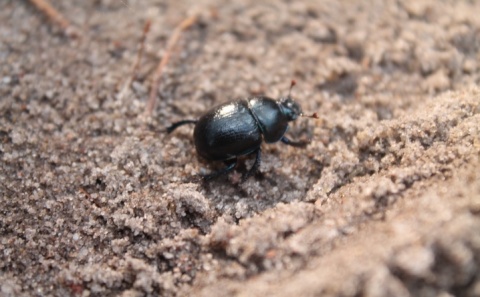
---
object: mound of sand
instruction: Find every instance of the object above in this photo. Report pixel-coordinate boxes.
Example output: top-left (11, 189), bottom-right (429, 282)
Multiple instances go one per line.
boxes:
top-left (1, 1), bottom-right (479, 296)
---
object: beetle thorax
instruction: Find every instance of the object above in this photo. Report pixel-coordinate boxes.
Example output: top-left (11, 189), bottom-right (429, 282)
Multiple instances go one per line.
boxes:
top-left (248, 97), bottom-right (292, 143)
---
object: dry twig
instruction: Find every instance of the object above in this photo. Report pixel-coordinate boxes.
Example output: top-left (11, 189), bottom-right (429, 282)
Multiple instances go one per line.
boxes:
top-left (28, 0), bottom-right (79, 37)
top-left (117, 20), bottom-right (152, 100)
top-left (145, 15), bottom-right (197, 117)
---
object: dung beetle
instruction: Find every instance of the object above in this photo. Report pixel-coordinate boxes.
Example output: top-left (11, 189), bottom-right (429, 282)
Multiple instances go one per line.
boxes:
top-left (166, 81), bottom-right (317, 181)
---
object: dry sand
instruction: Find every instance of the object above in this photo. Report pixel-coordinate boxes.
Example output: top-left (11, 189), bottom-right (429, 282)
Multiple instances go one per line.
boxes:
top-left (1, 0), bottom-right (479, 296)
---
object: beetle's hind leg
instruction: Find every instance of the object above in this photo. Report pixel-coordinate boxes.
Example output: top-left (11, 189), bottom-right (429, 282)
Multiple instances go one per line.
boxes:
top-left (281, 136), bottom-right (309, 148)
top-left (166, 120), bottom-right (197, 134)
top-left (242, 149), bottom-right (261, 182)
top-left (202, 158), bottom-right (237, 181)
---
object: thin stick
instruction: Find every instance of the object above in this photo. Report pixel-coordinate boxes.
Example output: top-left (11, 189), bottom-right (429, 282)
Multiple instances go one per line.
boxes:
top-left (131, 20), bottom-right (151, 81)
top-left (145, 15), bottom-right (197, 117)
top-left (28, 0), bottom-right (79, 37)
top-left (118, 20), bottom-right (151, 100)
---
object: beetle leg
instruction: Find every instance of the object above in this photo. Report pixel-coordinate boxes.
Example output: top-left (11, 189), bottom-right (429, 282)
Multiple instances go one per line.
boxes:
top-left (281, 136), bottom-right (309, 148)
top-left (242, 149), bottom-right (261, 182)
top-left (202, 158), bottom-right (237, 181)
top-left (166, 120), bottom-right (197, 134)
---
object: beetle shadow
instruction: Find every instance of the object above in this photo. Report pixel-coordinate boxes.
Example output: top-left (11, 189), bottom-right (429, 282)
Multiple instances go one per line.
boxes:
top-left (195, 154), bottom-right (324, 217)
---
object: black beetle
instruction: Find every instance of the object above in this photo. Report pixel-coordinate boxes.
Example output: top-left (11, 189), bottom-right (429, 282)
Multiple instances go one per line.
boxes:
top-left (166, 81), bottom-right (316, 181)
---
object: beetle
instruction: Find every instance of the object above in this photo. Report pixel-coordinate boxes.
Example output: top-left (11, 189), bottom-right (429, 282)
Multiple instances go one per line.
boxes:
top-left (166, 81), bottom-right (316, 182)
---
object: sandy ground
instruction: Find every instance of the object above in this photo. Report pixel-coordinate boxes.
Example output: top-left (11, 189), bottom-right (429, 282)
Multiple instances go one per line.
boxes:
top-left (1, 0), bottom-right (480, 296)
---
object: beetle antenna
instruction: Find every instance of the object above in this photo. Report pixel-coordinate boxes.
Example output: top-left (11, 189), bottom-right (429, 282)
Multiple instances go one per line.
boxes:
top-left (288, 79), bottom-right (296, 97)
top-left (301, 112), bottom-right (319, 119)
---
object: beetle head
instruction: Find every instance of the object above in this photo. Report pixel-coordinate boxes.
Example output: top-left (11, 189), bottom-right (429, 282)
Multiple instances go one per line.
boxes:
top-left (280, 97), bottom-right (302, 121)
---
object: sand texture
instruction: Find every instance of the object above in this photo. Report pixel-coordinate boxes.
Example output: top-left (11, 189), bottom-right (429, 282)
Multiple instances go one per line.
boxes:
top-left (1, 0), bottom-right (480, 296)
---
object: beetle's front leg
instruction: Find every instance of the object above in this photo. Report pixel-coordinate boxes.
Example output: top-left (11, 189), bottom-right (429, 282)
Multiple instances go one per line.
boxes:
top-left (281, 136), bottom-right (309, 148)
